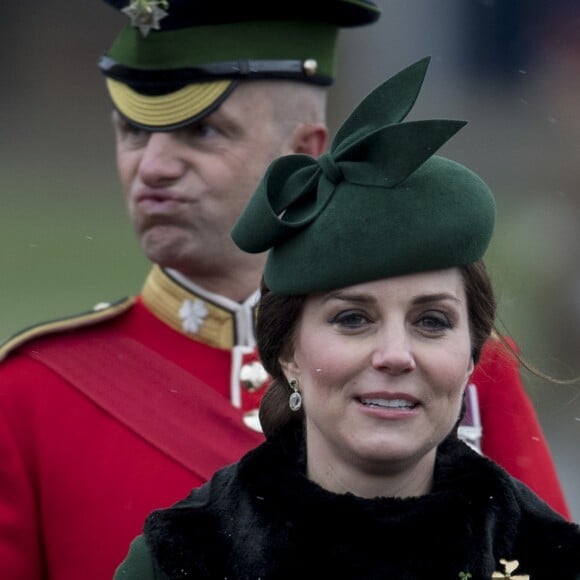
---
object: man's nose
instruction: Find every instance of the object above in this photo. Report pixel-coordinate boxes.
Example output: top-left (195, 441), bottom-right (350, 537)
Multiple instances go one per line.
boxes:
top-left (138, 132), bottom-right (186, 185)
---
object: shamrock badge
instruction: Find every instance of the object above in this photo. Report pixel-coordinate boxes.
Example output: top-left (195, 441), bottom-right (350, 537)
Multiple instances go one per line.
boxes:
top-left (491, 559), bottom-right (530, 579)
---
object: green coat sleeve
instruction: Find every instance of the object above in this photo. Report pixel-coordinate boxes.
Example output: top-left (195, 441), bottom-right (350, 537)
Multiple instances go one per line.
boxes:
top-left (114, 535), bottom-right (163, 580)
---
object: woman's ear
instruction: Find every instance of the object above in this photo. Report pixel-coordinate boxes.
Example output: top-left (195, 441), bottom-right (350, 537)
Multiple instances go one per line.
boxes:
top-left (279, 356), bottom-right (300, 383)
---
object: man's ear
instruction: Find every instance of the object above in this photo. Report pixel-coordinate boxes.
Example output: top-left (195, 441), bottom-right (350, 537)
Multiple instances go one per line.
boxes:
top-left (290, 122), bottom-right (329, 157)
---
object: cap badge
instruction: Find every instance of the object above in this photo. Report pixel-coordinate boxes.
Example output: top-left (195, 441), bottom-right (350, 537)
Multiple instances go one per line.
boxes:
top-left (122, 0), bottom-right (169, 37)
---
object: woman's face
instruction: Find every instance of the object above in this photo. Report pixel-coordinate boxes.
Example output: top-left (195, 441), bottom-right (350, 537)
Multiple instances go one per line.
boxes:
top-left (281, 268), bottom-right (474, 496)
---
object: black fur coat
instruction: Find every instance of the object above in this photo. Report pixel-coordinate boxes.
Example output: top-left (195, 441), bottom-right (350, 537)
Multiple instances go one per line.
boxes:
top-left (144, 426), bottom-right (580, 579)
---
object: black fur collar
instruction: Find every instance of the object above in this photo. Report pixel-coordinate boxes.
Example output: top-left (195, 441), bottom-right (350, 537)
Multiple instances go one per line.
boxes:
top-left (145, 425), bottom-right (580, 579)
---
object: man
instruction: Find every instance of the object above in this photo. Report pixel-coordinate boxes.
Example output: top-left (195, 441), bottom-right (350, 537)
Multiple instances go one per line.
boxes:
top-left (0, 2), bottom-right (380, 578)
top-left (0, 1), bottom-right (570, 578)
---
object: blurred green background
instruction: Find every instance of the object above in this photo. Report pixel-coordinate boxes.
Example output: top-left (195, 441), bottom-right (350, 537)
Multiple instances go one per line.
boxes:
top-left (1, 1), bottom-right (578, 520)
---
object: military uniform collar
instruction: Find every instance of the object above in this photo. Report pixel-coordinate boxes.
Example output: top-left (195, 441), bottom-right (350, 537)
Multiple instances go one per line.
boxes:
top-left (141, 265), bottom-right (259, 350)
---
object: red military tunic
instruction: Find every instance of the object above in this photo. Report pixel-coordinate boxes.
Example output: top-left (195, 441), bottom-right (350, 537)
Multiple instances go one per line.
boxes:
top-left (0, 266), bottom-right (266, 580)
top-left (0, 267), bottom-right (570, 579)
top-left (468, 338), bottom-right (571, 519)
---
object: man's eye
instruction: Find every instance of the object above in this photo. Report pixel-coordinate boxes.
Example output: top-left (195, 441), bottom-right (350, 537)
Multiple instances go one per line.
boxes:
top-left (117, 120), bottom-right (148, 140)
top-left (186, 123), bottom-right (219, 139)
top-left (126, 125), bottom-right (145, 136)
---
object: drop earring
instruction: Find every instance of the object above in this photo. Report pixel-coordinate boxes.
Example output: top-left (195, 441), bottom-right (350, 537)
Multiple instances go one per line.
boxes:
top-left (288, 378), bottom-right (302, 412)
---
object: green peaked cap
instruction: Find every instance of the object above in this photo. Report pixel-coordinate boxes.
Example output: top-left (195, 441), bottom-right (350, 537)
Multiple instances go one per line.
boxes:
top-left (99, 0), bottom-right (380, 131)
top-left (232, 57), bottom-right (496, 294)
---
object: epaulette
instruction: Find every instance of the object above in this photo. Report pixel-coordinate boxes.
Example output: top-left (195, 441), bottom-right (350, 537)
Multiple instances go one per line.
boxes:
top-left (0, 296), bottom-right (136, 362)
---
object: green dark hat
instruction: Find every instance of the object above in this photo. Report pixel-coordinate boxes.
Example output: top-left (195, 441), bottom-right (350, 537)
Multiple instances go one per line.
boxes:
top-left (232, 57), bottom-right (496, 295)
top-left (98, 0), bottom-right (381, 131)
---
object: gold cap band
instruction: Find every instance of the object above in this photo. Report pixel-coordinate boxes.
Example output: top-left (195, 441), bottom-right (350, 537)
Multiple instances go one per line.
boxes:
top-left (106, 77), bottom-right (234, 129)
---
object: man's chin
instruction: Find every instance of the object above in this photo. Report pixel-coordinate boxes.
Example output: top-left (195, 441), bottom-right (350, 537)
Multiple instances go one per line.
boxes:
top-left (139, 229), bottom-right (191, 267)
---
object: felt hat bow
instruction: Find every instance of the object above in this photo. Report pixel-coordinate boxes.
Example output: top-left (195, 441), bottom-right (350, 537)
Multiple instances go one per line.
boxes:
top-left (232, 58), bottom-right (496, 295)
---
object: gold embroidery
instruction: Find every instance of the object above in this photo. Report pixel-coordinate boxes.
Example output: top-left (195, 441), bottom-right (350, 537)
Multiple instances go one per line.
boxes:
top-left (141, 266), bottom-right (237, 349)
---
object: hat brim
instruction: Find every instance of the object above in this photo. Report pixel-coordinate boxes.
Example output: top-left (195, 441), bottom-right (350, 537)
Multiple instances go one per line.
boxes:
top-left (106, 77), bottom-right (237, 130)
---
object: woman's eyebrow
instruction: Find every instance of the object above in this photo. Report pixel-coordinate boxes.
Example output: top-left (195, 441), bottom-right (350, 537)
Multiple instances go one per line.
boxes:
top-left (321, 292), bottom-right (375, 305)
top-left (323, 291), bottom-right (460, 303)
top-left (411, 293), bottom-right (461, 305)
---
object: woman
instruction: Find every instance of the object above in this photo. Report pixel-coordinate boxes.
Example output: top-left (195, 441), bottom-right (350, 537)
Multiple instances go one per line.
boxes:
top-left (115, 58), bottom-right (580, 579)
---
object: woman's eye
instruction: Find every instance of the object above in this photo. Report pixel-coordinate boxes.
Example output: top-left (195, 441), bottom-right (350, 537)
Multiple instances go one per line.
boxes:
top-left (417, 312), bottom-right (451, 332)
top-left (331, 310), bottom-right (370, 329)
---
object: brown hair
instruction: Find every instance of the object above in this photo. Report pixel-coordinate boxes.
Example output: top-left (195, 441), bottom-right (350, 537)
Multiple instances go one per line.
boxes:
top-left (256, 261), bottom-right (497, 438)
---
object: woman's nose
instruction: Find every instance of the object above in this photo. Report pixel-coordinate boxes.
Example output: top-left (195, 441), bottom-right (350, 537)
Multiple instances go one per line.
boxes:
top-left (370, 329), bottom-right (416, 375)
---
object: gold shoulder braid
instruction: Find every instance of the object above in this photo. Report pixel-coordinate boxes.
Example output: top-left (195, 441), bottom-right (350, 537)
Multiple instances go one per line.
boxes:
top-left (0, 297), bottom-right (135, 362)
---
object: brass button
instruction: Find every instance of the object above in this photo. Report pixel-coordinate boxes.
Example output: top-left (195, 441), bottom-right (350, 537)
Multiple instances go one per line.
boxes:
top-left (303, 59), bottom-right (318, 76)
top-left (243, 409), bottom-right (263, 433)
top-left (240, 361), bottom-right (269, 392)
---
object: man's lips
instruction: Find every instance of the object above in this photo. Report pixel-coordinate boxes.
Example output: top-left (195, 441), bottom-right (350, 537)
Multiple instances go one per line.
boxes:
top-left (135, 190), bottom-right (188, 203)
top-left (134, 191), bottom-right (190, 213)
